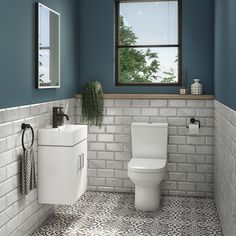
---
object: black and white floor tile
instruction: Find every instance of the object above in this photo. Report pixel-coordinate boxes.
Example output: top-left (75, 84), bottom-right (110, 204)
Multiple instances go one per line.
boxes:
top-left (33, 191), bottom-right (223, 236)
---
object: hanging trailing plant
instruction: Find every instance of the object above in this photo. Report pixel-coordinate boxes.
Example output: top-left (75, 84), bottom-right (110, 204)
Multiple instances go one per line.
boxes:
top-left (81, 81), bottom-right (104, 127)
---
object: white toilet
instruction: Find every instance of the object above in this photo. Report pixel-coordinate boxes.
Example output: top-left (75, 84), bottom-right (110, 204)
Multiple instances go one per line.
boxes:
top-left (128, 123), bottom-right (168, 211)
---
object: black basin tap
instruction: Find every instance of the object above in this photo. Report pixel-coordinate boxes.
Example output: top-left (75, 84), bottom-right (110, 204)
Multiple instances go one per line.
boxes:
top-left (53, 107), bottom-right (69, 128)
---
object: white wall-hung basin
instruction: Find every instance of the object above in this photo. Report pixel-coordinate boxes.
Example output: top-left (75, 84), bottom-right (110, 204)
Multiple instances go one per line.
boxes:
top-left (38, 124), bottom-right (87, 205)
top-left (38, 124), bottom-right (87, 146)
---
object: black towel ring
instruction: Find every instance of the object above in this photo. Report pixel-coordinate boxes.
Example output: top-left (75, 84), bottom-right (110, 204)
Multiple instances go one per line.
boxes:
top-left (21, 123), bottom-right (34, 151)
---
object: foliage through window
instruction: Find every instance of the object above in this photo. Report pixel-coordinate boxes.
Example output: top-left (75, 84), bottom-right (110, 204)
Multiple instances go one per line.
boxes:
top-left (115, 0), bottom-right (181, 85)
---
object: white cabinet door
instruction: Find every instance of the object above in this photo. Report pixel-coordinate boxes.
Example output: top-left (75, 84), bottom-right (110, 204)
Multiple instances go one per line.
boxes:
top-left (38, 140), bottom-right (87, 205)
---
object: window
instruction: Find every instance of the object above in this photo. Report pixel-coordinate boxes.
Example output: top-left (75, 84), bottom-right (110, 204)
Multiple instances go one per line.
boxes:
top-left (115, 0), bottom-right (182, 86)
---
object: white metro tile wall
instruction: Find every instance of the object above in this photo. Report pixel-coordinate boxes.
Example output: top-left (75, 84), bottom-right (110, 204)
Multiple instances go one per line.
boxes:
top-left (0, 99), bottom-right (75, 236)
top-left (75, 99), bottom-right (214, 197)
top-left (214, 100), bottom-right (236, 236)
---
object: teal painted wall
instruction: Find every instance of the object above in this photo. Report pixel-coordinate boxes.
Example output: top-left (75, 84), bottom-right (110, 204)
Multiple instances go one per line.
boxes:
top-left (76, 0), bottom-right (214, 94)
top-left (0, 0), bottom-right (78, 108)
top-left (0, 0), bottom-right (215, 109)
top-left (215, 0), bottom-right (236, 110)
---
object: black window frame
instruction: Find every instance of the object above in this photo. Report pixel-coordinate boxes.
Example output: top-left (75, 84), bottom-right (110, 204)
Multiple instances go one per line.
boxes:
top-left (115, 0), bottom-right (182, 86)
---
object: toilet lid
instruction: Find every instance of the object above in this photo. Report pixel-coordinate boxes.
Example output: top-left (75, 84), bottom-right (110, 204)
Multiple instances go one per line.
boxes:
top-left (128, 158), bottom-right (166, 173)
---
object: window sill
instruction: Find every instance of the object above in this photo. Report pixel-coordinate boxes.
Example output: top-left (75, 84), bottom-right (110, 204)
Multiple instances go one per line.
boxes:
top-left (75, 94), bottom-right (214, 100)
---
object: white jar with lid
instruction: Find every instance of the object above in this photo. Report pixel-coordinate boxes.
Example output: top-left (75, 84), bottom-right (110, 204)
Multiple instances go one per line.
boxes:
top-left (191, 79), bottom-right (203, 95)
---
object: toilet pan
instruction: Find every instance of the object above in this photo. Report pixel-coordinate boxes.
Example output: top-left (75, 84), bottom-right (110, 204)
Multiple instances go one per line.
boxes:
top-left (128, 158), bottom-right (166, 211)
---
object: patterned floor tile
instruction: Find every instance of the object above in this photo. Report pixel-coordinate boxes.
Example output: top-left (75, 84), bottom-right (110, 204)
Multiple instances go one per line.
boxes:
top-left (33, 191), bottom-right (223, 236)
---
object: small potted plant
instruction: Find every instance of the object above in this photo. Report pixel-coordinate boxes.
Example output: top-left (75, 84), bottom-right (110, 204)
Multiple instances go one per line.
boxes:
top-left (81, 81), bottom-right (104, 127)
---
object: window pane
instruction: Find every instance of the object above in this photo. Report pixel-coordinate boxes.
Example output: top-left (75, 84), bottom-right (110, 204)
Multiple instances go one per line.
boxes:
top-left (119, 47), bottom-right (178, 83)
top-left (120, 1), bottom-right (178, 45)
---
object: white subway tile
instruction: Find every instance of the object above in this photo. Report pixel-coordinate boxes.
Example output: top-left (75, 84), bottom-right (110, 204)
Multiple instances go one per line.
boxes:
top-left (123, 179), bottom-right (134, 188)
top-left (97, 134), bottom-right (114, 142)
top-left (168, 100), bottom-right (186, 107)
top-left (106, 125), bottom-right (123, 133)
top-left (187, 136), bottom-right (205, 145)
top-left (187, 173), bottom-right (205, 182)
top-left (6, 108), bottom-right (19, 122)
top-left (123, 108), bottom-right (140, 116)
top-left (196, 146), bottom-right (213, 155)
top-left (87, 151), bottom-right (97, 160)
top-left (177, 108), bottom-right (195, 117)
top-left (115, 134), bottom-right (131, 143)
top-left (169, 172), bottom-right (186, 181)
top-left (0, 167), bottom-right (7, 183)
top-left (115, 152), bottom-right (131, 161)
top-left (178, 182), bottom-right (195, 191)
top-left (106, 108), bottom-right (123, 116)
top-left (115, 187), bottom-right (133, 194)
top-left (141, 108), bottom-right (158, 116)
top-left (169, 136), bottom-right (186, 145)
top-left (0, 150), bottom-right (13, 168)
top-left (0, 109), bottom-right (6, 123)
top-left (106, 178), bottom-right (122, 187)
top-left (167, 163), bottom-right (177, 172)
top-left (114, 99), bottom-right (131, 107)
top-left (168, 117), bottom-right (186, 126)
top-left (87, 169), bottom-right (97, 177)
top-left (0, 196), bottom-right (6, 212)
top-left (196, 164), bottom-right (213, 173)
top-left (168, 145), bottom-right (178, 153)
top-left (6, 161), bottom-right (19, 178)
top-left (196, 108), bottom-right (214, 117)
top-left (19, 105), bottom-right (30, 119)
top-left (133, 116), bottom-right (149, 122)
top-left (187, 100), bottom-right (205, 108)
top-left (89, 125), bottom-right (105, 133)
top-left (98, 169), bottom-right (114, 178)
top-left (0, 122), bottom-right (13, 139)
top-left (88, 160), bottom-right (106, 169)
top-left (197, 183), bottom-right (213, 192)
top-left (104, 99), bottom-right (114, 107)
top-left (97, 152), bottom-right (114, 160)
top-left (115, 117), bottom-right (132, 125)
top-left (115, 170), bottom-right (128, 178)
top-left (168, 127), bottom-right (178, 135)
top-left (187, 155), bottom-right (205, 164)
top-left (106, 143), bottom-right (123, 151)
top-left (168, 154), bottom-right (186, 163)
top-left (97, 187), bottom-right (114, 192)
top-left (178, 145), bottom-right (195, 154)
top-left (88, 178), bottom-right (105, 186)
top-left (89, 142), bottom-right (105, 151)
top-left (106, 161), bottom-right (122, 169)
top-left (159, 108), bottom-right (177, 116)
top-left (161, 181), bottom-right (177, 190)
top-left (0, 138), bottom-right (6, 153)
top-left (150, 100), bottom-right (167, 107)
top-left (205, 100), bottom-right (214, 108)
top-left (132, 99), bottom-right (149, 107)
top-left (103, 117), bottom-right (114, 125)
top-left (178, 163), bottom-right (196, 172)
top-left (87, 134), bottom-right (97, 142)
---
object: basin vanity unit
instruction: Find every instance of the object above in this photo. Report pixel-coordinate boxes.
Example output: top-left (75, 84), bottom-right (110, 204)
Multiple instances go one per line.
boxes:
top-left (38, 124), bottom-right (87, 205)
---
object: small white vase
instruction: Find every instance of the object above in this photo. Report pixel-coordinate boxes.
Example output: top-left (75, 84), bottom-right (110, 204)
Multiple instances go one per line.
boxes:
top-left (191, 79), bottom-right (203, 95)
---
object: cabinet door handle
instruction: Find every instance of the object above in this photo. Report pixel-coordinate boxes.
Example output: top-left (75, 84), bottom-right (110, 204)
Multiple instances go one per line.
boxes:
top-left (78, 154), bottom-right (81, 169)
top-left (81, 153), bottom-right (84, 168)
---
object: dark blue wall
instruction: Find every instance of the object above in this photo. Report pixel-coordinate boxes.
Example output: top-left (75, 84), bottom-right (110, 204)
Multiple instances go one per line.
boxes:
top-left (215, 0), bottom-right (236, 110)
top-left (77, 0), bottom-right (214, 94)
top-left (0, 0), bottom-right (78, 108)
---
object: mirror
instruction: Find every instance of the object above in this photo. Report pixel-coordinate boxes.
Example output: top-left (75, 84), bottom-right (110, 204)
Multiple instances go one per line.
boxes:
top-left (36, 3), bottom-right (60, 89)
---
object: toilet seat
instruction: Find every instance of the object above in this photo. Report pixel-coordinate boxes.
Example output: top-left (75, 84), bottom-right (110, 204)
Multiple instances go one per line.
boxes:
top-left (128, 158), bottom-right (166, 173)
